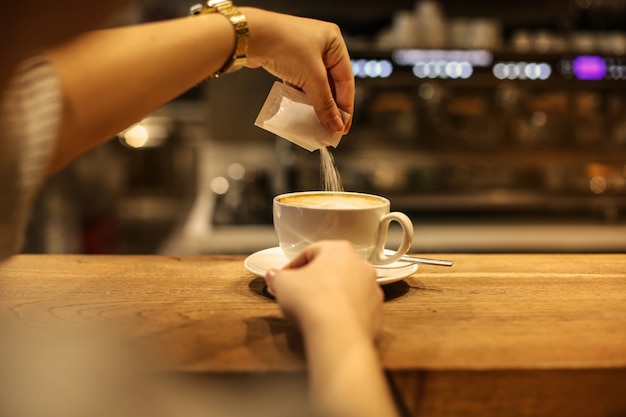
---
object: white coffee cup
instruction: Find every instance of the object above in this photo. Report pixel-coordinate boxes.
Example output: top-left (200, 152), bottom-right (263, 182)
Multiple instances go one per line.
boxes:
top-left (273, 191), bottom-right (414, 265)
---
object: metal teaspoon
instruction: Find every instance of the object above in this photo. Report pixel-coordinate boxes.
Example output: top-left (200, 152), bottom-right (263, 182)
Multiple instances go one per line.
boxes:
top-left (375, 255), bottom-right (454, 268)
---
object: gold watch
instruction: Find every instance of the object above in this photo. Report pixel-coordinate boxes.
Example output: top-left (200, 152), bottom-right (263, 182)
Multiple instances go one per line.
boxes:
top-left (189, 0), bottom-right (249, 78)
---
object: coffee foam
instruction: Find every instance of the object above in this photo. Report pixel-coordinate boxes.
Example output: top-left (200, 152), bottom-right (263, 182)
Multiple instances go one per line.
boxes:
top-left (278, 193), bottom-right (384, 209)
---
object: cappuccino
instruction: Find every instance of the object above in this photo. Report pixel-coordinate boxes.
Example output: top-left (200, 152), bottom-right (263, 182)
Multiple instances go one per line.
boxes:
top-left (273, 191), bottom-right (414, 265)
top-left (278, 193), bottom-right (384, 209)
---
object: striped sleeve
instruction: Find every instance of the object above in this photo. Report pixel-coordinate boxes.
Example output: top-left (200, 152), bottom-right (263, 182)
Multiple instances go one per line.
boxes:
top-left (0, 55), bottom-right (62, 262)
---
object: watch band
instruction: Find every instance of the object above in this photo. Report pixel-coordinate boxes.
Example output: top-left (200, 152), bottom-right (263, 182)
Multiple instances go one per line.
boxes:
top-left (189, 0), bottom-right (249, 78)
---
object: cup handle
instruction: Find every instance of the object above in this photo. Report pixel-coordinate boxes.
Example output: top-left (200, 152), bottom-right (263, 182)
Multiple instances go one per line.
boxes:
top-left (369, 212), bottom-right (414, 265)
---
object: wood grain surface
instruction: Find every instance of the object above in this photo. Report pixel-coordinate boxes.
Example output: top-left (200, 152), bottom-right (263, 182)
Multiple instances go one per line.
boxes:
top-left (1, 254), bottom-right (625, 416)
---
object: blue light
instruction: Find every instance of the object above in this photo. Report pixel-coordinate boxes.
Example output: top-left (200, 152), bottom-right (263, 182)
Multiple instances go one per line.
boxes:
top-left (492, 61), bottom-right (551, 80)
top-left (572, 56), bottom-right (606, 80)
top-left (351, 59), bottom-right (393, 78)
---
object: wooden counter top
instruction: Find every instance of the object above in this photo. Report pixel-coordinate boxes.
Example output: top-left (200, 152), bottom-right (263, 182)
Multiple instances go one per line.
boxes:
top-left (1, 254), bottom-right (625, 416)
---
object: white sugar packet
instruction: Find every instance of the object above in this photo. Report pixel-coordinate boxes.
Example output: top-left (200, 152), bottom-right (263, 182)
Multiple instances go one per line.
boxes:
top-left (254, 81), bottom-right (351, 152)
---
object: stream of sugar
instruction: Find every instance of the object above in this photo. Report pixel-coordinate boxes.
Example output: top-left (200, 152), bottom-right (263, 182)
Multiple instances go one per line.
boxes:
top-left (320, 146), bottom-right (344, 192)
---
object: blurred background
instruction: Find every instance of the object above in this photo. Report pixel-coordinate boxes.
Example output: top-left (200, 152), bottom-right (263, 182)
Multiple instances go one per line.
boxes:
top-left (24, 0), bottom-right (626, 255)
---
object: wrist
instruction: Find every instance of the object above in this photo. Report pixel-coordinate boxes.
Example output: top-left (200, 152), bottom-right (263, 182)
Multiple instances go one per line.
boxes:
top-left (300, 301), bottom-right (374, 351)
top-left (190, 1), bottom-right (249, 77)
top-left (237, 7), bottom-right (272, 68)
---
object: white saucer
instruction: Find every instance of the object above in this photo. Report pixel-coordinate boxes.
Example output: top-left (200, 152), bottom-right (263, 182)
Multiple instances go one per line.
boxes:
top-left (244, 247), bottom-right (418, 286)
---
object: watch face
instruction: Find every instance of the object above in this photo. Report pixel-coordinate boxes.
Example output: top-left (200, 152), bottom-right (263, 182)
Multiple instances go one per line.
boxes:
top-left (208, 0), bottom-right (231, 7)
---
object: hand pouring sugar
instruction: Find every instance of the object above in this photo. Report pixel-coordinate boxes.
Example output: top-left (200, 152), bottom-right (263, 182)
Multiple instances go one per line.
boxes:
top-left (255, 81), bottom-right (349, 191)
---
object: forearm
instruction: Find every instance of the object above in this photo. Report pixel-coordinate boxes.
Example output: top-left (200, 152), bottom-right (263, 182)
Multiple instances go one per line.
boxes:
top-left (45, 13), bottom-right (233, 172)
top-left (43, 5), bottom-right (353, 172)
top-left (303, 319), bottom-right (399, 417)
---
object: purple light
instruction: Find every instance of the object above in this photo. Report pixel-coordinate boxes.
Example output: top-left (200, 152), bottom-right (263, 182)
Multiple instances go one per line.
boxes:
top-left (572, 56), bottom-right (606, 80)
